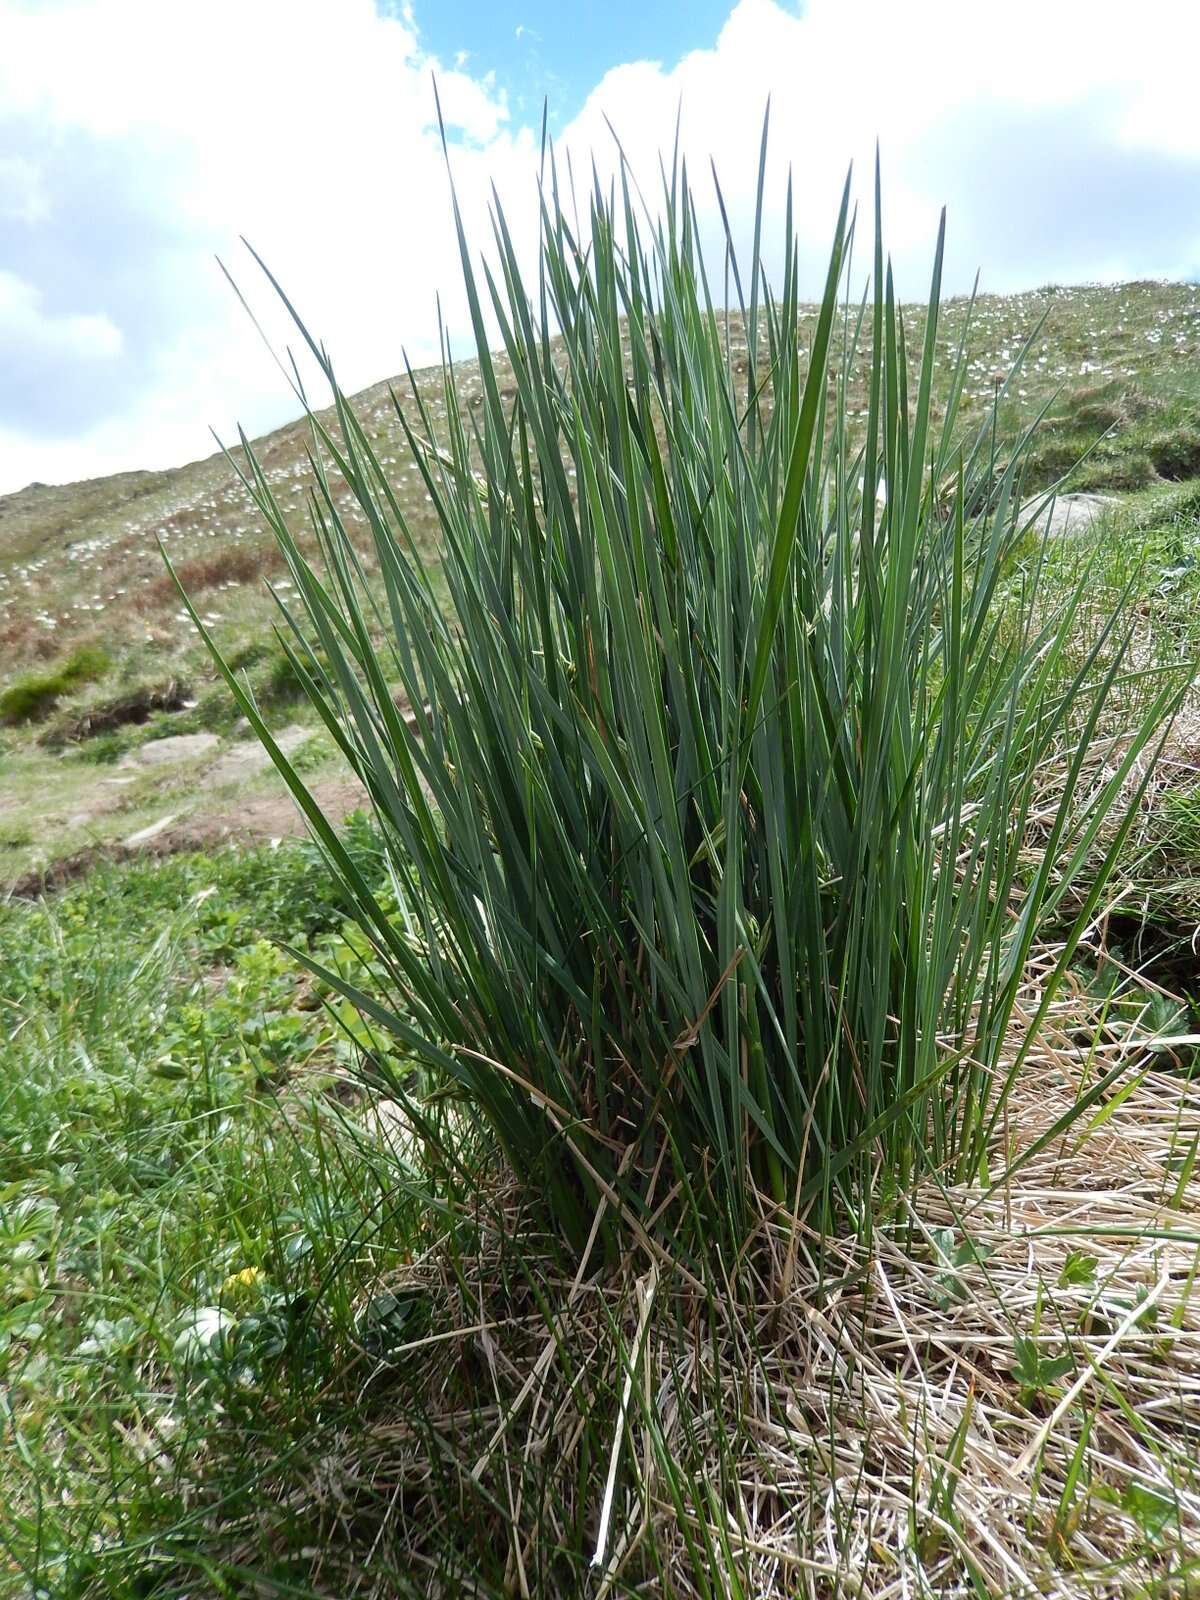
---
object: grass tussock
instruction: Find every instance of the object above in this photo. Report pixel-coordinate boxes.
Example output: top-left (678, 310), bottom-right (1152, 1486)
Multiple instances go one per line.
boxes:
top-left (191, 136), bottom-right (1181, 1255)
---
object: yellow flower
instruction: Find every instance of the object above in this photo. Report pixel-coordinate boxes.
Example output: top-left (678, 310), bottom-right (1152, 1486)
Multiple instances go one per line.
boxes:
top-left (221, 1266), bottom-right (263, 1297)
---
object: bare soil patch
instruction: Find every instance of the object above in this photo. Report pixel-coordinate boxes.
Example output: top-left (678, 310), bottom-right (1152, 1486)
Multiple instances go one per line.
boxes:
top-left (5, 774), bottom-right (367, 899)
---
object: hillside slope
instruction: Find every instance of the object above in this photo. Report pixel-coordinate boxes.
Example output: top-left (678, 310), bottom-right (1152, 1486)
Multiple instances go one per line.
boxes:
top-left (1, 279), bottom-right (1199, 883)
top-left (3, 279), bottom-right (1199, 677)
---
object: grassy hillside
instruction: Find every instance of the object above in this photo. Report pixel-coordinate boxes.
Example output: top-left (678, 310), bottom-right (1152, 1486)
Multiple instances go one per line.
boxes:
top-left (2, 279), bottom-right (1197, 884)
top-left (3, 279), bottom-right (1200, 681)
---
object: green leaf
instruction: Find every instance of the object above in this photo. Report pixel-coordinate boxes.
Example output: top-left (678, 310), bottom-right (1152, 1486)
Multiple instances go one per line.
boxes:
top-left (1012, 1334), bottom-right (1074, 1399)
top-left (1059, 1249), bottom-right (1098, 1288)
top-left (1119, 1480), bottom-right (1176, 1542)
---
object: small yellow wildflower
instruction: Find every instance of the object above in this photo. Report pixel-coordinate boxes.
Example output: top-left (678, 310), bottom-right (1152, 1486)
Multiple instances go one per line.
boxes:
top-left (221, 1266), bottom-right (264, 1297)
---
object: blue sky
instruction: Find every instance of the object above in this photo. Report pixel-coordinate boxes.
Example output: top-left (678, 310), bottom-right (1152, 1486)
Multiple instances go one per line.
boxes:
top-left (1, 0), bottom-right (1198, 493)
top-left (410, 1), bottom-right (735, 127)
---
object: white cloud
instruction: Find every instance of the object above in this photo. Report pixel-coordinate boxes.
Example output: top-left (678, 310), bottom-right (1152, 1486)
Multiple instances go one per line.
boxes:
top-left (0, 155), bottom-right (48, 223)
top-left (0, 0), bottom-right (1198, 494)
top-left (0, 270), bottom-right (123, 363)
top-left (560, 0), bottom-right (1200, 295)
top-left (0, 0), bottom-right (544, 491)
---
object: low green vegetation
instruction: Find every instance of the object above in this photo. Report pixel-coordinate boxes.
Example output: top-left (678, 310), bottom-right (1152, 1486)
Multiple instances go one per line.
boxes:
top-left (0, 646), bottom-right (110, 725)
top-left (0, 825), bottom-right (429, 1596)
top-left (1021, 381), bottom-right (1200, 492)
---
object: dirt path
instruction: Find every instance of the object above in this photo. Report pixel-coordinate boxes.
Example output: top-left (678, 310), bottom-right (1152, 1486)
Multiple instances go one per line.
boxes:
top-left (6, 774), bottom-right (369, 899)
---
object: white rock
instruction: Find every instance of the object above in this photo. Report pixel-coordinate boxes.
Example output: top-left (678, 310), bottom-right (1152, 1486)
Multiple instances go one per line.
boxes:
top-left (1021, 492), bottom-right (1116, 540)
top-left (118, 733), bottom-right (220, 770)
top-left (123, 814), bottom-right (178, 846)
top-left (207, 724), bottom-right (313, 786)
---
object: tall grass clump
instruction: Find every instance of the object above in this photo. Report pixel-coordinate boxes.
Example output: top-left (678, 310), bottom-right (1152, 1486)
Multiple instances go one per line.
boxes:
top-left (189, 135), bottom-right (1180, 1255)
